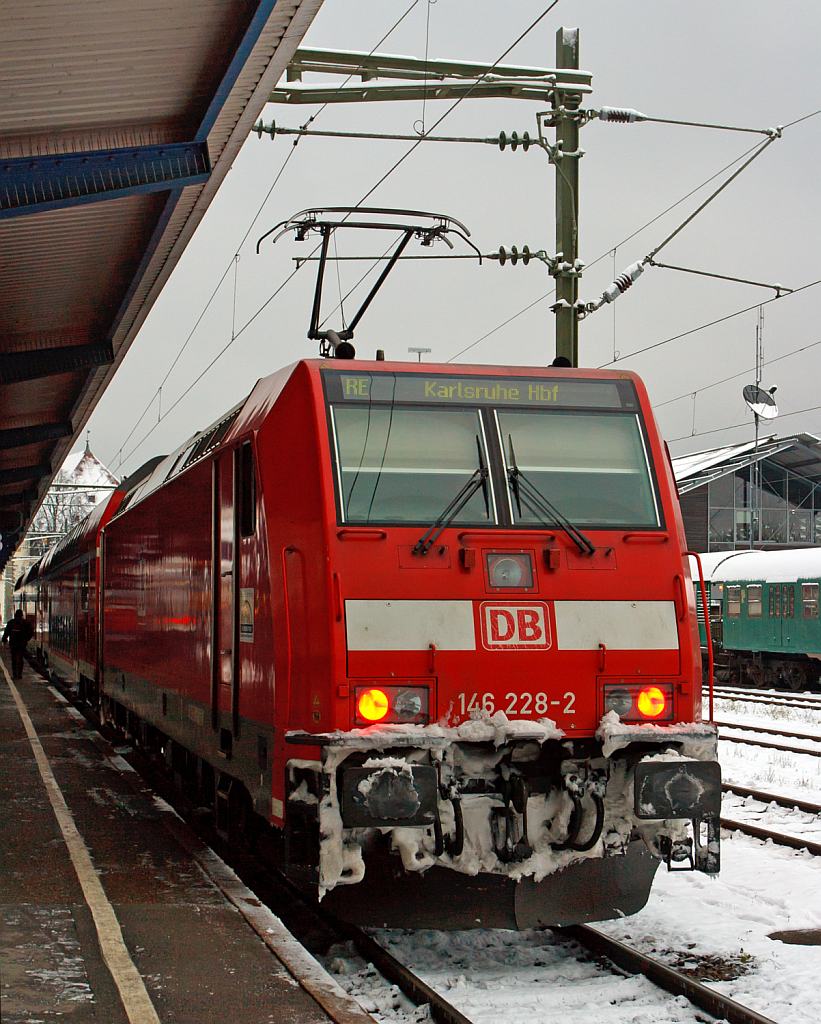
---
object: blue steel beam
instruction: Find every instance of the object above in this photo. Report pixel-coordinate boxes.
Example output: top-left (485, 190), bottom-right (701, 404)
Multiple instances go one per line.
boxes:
top-left (0, 141), bottom-right (211, 219)
top-left (196, 0), bottom-right (278, 141)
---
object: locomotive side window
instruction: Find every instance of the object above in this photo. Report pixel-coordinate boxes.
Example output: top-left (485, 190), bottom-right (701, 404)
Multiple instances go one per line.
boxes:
top-left (726, 586), bottom-right (742, 616)
top-left (496, 410), bottom-right (659, 528)
top-left (802, 583), bottom-right (819, 618)
top-left (747, 584), bottom-right (763, 617)
top-left (238, 440), bottom-right (256, 537)
top-left (331, 406), bottom-right (493, 524)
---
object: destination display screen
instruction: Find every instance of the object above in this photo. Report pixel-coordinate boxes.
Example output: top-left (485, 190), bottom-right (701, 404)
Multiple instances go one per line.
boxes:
top-left (323, 370), bottom-right (638, 410)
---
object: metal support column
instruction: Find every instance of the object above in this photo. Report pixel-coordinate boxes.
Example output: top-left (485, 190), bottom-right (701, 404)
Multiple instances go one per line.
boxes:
top-left (552, 27), bottom-right (582, 366)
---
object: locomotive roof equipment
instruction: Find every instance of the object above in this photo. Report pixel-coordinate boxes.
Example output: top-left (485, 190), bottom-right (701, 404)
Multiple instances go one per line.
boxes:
top-left (256, 207), bottom-right (481, 357)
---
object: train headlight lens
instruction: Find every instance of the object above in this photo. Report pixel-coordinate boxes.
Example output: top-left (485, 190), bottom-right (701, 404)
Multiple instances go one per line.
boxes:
top-left (393, 689), bottom-right (423, 718)
top-left (604, 688), bottom-right (633, 717)
top-left (357, 688), bottom-right (389, 722)
top-left (637, 685), bottom-right (667, 719)
top-left (353, 685), bottom-right (430, 726)
top-left (487, 551), bottom-right (533, 588)
top-left (602, 682), bottom-right (673, 722)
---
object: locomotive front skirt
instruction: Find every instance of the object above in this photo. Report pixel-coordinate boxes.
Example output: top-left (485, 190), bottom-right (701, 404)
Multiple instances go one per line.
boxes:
top-left (17, 360), bottom-right (720, 928)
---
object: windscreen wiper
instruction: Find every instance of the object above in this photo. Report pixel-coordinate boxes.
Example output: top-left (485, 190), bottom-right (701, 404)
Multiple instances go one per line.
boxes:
top-left (413, 437), bottom-right (489, 556)
top-left (507, 436), bottom-right (596, 556)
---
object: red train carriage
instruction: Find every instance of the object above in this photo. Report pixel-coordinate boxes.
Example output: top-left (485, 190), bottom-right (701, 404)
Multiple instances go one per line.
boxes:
top-left (17, 359), bottom-right (720, 928)
top-left (17, 459), bottom-right (160, 699)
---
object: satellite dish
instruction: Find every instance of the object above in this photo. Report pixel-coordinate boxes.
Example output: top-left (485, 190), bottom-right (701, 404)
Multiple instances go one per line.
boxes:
top-left (743, 384), bottom-right (778, 420)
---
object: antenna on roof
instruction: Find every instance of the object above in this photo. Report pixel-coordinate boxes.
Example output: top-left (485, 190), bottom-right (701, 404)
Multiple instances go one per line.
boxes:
top-left (742, 306), bottom-right (779, 549)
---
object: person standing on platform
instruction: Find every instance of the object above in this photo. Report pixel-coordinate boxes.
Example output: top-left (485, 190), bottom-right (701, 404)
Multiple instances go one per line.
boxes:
top-left (2, 609), bottom-right (33, 680)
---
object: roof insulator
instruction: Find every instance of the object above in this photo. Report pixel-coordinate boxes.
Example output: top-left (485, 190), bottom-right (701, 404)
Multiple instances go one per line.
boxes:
top-left (498, 131), bottom-right (531, 151)
top-left (597, 107), bottom-right (647, 124)
top-left (600, 261), bottom-right (646, 304)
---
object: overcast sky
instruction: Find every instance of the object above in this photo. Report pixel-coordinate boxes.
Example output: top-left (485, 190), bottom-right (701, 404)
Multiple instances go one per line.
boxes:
top-left (84, 0), bottom-right (821, 477)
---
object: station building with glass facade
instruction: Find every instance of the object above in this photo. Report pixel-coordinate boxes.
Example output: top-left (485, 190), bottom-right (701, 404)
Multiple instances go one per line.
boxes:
top-left (672, 434), bottom-right (821, 552)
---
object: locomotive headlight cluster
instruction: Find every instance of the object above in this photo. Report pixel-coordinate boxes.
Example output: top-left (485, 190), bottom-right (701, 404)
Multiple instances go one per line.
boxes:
top-left (354, 685), bottom-right (429, 726)
top-left (603, 682), bottom-right (674, 722)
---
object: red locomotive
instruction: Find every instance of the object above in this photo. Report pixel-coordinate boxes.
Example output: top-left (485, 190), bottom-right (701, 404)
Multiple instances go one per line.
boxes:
top-left (17, 358), bottom-right (720, 928)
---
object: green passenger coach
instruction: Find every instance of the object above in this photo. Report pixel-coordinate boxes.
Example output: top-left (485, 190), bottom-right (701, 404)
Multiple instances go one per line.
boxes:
top-left (706, 549), bottom-right (821, 691)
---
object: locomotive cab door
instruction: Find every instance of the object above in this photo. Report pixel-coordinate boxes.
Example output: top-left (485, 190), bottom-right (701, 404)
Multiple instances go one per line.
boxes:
top-left (212, 453), bottom-right (239, 747)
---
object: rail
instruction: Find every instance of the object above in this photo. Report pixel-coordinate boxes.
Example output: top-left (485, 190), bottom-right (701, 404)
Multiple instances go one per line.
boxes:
top-left (707, 689), bottom-right (821, 713)
top-left (714, 717), bottom-right (821, 743)
top-left (718, 732), bottom-right (821, 758)
top-left (720, 817), bottom-right (821, 857)
top-left (560, 925), bottom-right (778, 1024)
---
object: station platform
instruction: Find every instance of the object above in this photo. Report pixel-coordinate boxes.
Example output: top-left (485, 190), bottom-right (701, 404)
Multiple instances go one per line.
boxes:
top-left (0, 650), bottom-right (372, 1024)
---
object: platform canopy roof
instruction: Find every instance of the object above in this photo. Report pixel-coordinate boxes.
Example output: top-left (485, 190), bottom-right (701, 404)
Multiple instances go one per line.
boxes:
top-left (673, 433), bottom-right (821, 495)
top-left (0, 0), bottom-right (323, 572)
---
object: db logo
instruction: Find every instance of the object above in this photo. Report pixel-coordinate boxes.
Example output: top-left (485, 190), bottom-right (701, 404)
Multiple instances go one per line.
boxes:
top-left (480, 602), bottom-right (551, 650)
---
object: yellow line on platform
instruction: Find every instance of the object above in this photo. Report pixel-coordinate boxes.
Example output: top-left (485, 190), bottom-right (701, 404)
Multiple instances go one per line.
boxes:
top-left (1, 658), bottom-right (162, 1024)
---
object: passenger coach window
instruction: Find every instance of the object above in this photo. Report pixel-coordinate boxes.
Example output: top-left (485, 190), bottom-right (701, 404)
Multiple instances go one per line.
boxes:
top-left (747, 584), bottom-right (763, 617)
top-left (803, 583), bottom-right (819, 618)
top-left (331, 406), bottom-right (492, 524)
top-left (496, 410), bottom-right (659, 527)
top-left (726, 586), bottom-right (742, 616)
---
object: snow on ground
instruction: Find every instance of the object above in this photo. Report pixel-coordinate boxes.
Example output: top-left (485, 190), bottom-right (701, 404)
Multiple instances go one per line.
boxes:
top-left (715, 695), bottom-right (821, 805)
top-left (324, 927), bottom-right (708, 1024)
top-left (600, 833), bottom-right (821, 1024)
top-left (323, 693), bottom-right (821, 1024)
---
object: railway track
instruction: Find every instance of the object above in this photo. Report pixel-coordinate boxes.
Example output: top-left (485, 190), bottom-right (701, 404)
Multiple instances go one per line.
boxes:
top-left (715, 722), bottom-right (821, 758)
top-left (722, 782), bottom-right (821, 857)
top-left (724, 781), bottom-right (821, 815)
top-left (708, 690), bottom-right (821, 714)
top-left (39, 667), bottom-right (786, 1024)
top-left (711, 684), bottom-right (821, 700)
top-left (558, 926), bottom-right (777, 1024)
top-left (708, 686), bottom-right (821, 710)
top-left (715, 717), bottom-right (821, 745)
top-left (721, 816), bottom-right (821, 857)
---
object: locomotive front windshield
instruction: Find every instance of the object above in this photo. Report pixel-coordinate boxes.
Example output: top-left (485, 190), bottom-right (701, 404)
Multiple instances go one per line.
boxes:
top-left (498, 409), bottom-right (658, 527)
top-left (332, 405), bottom-right (492, 524)
top-left (324, 370), bottom-right (661, 528)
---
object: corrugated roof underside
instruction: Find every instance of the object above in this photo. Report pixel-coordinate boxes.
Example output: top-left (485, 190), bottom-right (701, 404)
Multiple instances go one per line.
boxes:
top-left (0, 0), bottom-right (253, 154)
top-left (0, 195), bottom-right (167, 346)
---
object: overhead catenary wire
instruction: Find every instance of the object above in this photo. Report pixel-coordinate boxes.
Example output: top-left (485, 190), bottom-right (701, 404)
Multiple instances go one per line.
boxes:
top-left (446, 137), bottom-right (764, 362)
top-left (598, 276), bottom-right (821, 367)
top-left (448, 104), bottom-right (821, 365)
top-left (597, 108), bottom-right (778, 136)
top-left (782, 107), bottom-right (821, 129)
top-left (585, 131), bottom-right (782, 313)
top-left (655, 336), bottom-right (821, 410)
top-left (644, 133), bottom-right (780, 264)
top-left (667, 400), bottom-right (821, 446)
top-left (352, 0), bottom-right (563, 209)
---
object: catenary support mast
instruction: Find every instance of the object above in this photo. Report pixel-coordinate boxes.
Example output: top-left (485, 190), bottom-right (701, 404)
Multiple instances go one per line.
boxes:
top-left (551, 28), bottom-right (582, 365)
top-left (262, 33), bottom-right (591, 365)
